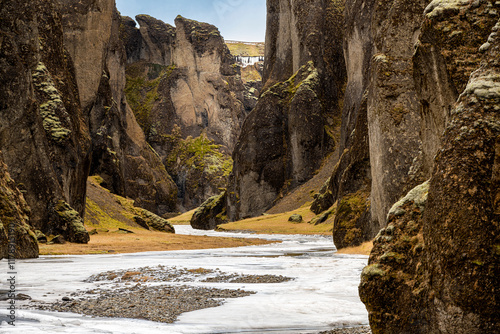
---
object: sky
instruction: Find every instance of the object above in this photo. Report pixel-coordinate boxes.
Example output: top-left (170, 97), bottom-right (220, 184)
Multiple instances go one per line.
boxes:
top-left (116, 0), bottom-right (267, 42)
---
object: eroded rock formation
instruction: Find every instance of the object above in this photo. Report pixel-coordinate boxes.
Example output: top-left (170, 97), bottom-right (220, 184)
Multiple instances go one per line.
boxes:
top-left (227, 0), bottom-right (346, 220)
top-left (0, 154), bottom-right (39, 260)
top-left (120, 15), bottom-right (246, 210)
top-left (0, 0), bottom-right (91, 243)
top-left (359, 3), bottom-right (500, 333)
top-left (60, 0), bottom-right (178, 215)
top-left (313, 0), bottom-right (499, 249)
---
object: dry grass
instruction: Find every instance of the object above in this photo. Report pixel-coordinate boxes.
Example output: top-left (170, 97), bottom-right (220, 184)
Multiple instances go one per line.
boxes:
top-left (241, 65), bottom-right (262, 82)
top-left (336, 241), bottom-right (373, 256)
top-left (168, 209), bottom-right (196, 225)
top-left (267, 152), bottom-right (338, 214)
top-left (39, 229), bottom-right (275, 256)
top-left (226, 41), bottom-right (265, 57)
top-left (217, 205), bottom-right (333, 235)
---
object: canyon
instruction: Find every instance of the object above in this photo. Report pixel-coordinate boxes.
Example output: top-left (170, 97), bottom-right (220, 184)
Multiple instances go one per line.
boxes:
top-left (0, 0), bottom-right (498, 333)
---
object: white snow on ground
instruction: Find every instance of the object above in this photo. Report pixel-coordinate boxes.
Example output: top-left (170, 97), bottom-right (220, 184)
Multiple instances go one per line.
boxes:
top-left (0, 226), bottom-right (368, 334)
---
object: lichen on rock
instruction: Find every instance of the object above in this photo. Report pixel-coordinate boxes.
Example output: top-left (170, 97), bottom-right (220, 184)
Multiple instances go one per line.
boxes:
top-left (0, 154), bottom-right (38, 259)
top-left (52, 200), bottom-right (89, 244)
top-left (190, 191), bottom-right (227, 230)
top-left (133, 208), bottom-right (175, 233)
top-left (32, 62), bottom-right (72, 144)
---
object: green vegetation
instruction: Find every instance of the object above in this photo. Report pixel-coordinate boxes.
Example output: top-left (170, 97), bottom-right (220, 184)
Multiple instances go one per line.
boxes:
top-left (217, 205), bottom-right (333, 235)
top-left (125, 63), bottom-right (176, 135)
top-left (165, 129), bottom-right (233, 179)
top-left (361, 264), bottom-right (386, 279)
top-left (32, 62), bottom-right (72, 144)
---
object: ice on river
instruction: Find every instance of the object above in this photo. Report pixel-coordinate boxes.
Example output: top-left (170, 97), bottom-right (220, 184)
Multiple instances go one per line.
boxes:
top-left (0, 226), bottom-right (368, 334)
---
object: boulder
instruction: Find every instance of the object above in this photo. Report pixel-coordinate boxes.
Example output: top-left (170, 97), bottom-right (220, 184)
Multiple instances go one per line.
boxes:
top-left (190, 192), bottom-right (227, 230)
top-left (288, 214), bottom-right (303, 223)
top-left (134, 209), bottom-right (175, 233)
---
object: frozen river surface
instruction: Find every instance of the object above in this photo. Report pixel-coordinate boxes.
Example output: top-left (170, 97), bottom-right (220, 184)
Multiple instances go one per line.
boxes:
top-left (0, 226), bottom-right (368, 334)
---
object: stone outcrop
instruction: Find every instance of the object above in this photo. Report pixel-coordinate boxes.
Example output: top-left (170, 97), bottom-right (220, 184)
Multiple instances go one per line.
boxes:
top-left (0, 0), bottom-right (91, 243)
top-left (122, 15), bottom-right (246, 152)
top-left (366, 0), bottom-right (429, 229)
top-left (314, 0), bottom-right (499, 249)
top-left (360, 8), bottom-right (500, 333)
top-left (311, 0), bottom-right (375, 247)
top-left (227, 0), bottom-right (346, 220)
top-left (60, 0), bottom-right (178, 216)
top-left (190, 192), bottom-right (227, 230)
top-left (0, 154), bottom-right (39, 260)
top-left (120, 15), bottom-right (246, 210)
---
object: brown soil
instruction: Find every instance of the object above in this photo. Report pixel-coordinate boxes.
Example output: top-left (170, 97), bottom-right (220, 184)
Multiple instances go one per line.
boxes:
top-left (39, 229), bottom-right (276, 255)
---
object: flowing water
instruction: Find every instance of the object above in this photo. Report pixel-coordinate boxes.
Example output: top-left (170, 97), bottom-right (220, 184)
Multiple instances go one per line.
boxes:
top-left (0, 226), bottom-right (368, 333)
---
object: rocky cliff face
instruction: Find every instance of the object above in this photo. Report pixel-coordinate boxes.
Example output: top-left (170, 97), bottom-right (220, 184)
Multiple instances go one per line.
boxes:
top-left (0, 0), bottom-right (91, 243)
top-left (313, 0), bottom-right (499, 249)
top-left (359, 1), bottom-right (500, 333)
top-left (121, 15), bottom-right (246, 210)
top-left (311, 0), bottom-right (374, 248)
top-left (60, 0), bottom-right (178, 215)
top-left (0, 154), bottom-right (39, 260)
top-left (227, 0), bottom-right (346, 220)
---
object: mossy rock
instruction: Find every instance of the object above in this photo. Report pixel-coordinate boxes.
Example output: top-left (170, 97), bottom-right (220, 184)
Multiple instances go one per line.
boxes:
top-left (190, 191), bottom-right (227, 230)
top-left (288, 214), bottom-right (303, 223)
top-left (333, 190), bottom-right (370, 249)
top-left (134, 208), bottom-right (175, 233)
top-left (53, 200), bottom-right (90, 244)
top-left (35, 230), bottom-right (47, 243)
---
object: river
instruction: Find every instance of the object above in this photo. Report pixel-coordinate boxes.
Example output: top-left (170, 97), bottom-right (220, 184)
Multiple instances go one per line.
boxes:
top-left (0, 226), bottom-right (368, 333)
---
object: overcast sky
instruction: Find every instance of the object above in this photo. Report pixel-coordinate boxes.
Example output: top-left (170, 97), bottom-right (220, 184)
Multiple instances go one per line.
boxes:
top-left (116, 0), bottom-right (266, 42)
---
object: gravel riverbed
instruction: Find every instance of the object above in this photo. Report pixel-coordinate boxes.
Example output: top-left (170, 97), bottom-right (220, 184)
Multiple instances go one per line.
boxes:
top-left (320, 326), bottom-right (372, 334)
top-left (32, 284), bottom-right (254, 323)
top-left (28, 266), bottom-right (292, 324)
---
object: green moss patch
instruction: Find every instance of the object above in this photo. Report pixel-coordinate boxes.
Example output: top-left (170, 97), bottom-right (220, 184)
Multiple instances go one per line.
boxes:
top-left (32, 62), bottom-right (72, 144)
top-left (125, 62), bottom-right (176, 134)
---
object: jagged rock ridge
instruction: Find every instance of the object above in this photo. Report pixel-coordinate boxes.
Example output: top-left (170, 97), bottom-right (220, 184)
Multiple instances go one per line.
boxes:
top-left (120, 14), bottom-right (247, 210)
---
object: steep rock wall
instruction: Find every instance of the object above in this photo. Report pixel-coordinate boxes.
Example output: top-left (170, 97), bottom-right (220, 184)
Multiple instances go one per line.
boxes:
top-left (360, 4), bottom-right (500, 333)
top-left (121, 15), bottom-right (245, 210)
top-left (60, 0), bottom-right (178, 215)
top-left (0, 153), bottom-right (39, 260)
top-left (0, 0), bottom-right (91, 243)
top-left (311, 0), bottom-right (375, 248)
top-left (367, 0), bottom-right (429, 228)
top-left (227, 0), bottom-right (346, 220)
top-left (314, 0), bottom-right (499, 249)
